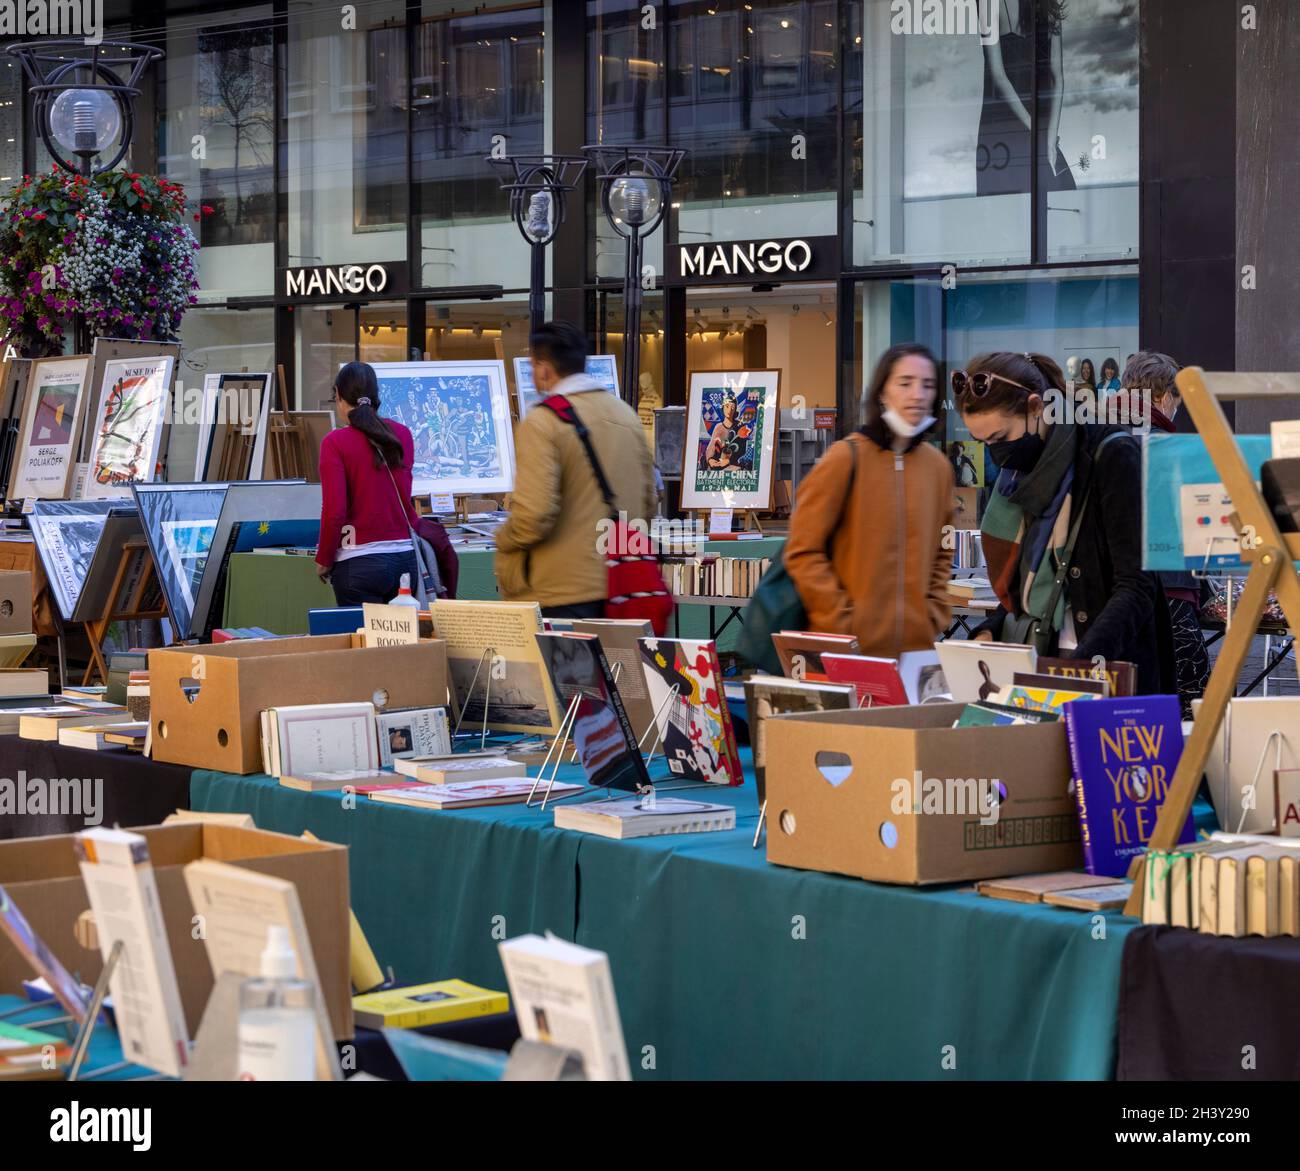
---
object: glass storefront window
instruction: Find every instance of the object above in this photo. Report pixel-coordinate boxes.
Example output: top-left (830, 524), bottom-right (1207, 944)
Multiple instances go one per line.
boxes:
top-left (160, 7), bottom-right (276, 299)
top-left (588, 0), bottom-right (666, 282)
top-left (851, 0), bottom-right (1138, 268)
top-left (422, 295), bottom-right (533, 418)
top-left (414, 1), bottom-right (544, 290)
top-left (671, 0), bottom-right (839, 245)
top-left (285, 0), bottom-right (407, 270)
top-left (852, 265), bottom-right (1139, 516)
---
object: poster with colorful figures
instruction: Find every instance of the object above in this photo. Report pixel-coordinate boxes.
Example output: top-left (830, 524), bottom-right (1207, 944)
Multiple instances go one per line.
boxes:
top-left (82, 355), bottom-right (174, 499)
top-left (636, 636), bottom-right (743, 786)
top-left (369, 361), bottom-right (515, 496)
top-left (681, 369), bottom-right (780, 511)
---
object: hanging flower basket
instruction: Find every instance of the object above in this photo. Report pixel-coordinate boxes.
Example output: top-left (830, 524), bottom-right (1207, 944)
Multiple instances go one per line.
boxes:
top-left (0, 168), bottom-right (205, 358)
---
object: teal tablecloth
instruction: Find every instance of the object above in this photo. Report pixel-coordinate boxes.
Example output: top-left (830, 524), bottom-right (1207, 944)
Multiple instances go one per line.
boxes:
top-left (190, 751), bottom-right (1136, 1081)
top-left (0, 994), bottom-right (152, 1081)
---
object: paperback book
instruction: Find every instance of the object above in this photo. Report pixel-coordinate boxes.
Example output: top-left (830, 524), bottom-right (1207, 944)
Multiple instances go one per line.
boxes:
top-left (553, 796), bottom-right (735, 840)
top-left (375, 706), bottom-right (451, 768)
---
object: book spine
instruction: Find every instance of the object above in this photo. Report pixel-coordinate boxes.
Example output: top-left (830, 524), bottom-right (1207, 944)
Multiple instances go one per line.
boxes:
top-left (1063, 706), bottom-right (1098, 874)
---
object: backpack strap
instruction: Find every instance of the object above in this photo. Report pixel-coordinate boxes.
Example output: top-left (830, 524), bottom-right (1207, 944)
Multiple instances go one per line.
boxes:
top-left (539, 393), bottom-right (618, 518)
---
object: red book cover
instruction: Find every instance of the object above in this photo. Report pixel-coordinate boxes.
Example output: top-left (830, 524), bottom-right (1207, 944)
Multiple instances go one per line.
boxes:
top-left (822, 654), bottom-right (909, 708)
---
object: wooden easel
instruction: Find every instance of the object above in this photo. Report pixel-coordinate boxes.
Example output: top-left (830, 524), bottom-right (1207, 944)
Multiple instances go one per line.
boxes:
top-left (1124, 368), bottom-right (1300, 916)
top-left (81, 535), bottom-right (168, 685)
top-left (694, 508), bottom-right (766, 538)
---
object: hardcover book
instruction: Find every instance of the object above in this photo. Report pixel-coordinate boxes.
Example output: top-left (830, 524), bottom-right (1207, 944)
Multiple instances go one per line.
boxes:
top-left (429, 600), bottom-right (561, 735)
top-left (934, 640), bottom-right (1037, 703)
top-left (553, 796), bottom-right (736, 840)
top-left (638, 637), bottom-right (743, 786)
top-left (571, 618), bottom-right (657, 741)
top-left (771, 630), bottom-right (859, 682)
top-left (1038, 656), bottom-right (1136, 698)
top-left (1065, 695), bottom-right (1194, 877)
top-left (375, 706), bottom-right (450, 768)
top-left (821, 654), bottom-right (909, 708)
top-left (743, 676), bottom-right (854, 804)
top-left (535, 632), bottom-right (650, 792)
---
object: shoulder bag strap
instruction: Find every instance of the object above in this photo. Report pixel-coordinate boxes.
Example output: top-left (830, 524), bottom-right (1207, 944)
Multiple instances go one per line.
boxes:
top-left (372, 443), bottom-right (442, 601)
top-left (539, 394), bottom-right (618, 519)
top-left (1036, 430), bottom-right (1128, 648)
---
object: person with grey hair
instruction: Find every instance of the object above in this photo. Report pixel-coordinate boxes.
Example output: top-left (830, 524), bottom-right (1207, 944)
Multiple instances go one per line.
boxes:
top-left (1119, 351), bottom-right (1208, 717)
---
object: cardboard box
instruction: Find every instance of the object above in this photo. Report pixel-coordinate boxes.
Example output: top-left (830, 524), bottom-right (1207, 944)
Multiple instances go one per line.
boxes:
top-left (764, 703), bottom-right (1083, 885)
top-left (0, 570), bottom-right (32, 635)
top-left (149, 634), bottom-right (449, 774)
top-left (0, 822), bottom-right (353, 1039)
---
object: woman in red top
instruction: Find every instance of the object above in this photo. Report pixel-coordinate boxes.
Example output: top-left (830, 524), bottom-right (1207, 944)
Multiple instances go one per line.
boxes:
top-left (315, 361), bottom-right (420, 605)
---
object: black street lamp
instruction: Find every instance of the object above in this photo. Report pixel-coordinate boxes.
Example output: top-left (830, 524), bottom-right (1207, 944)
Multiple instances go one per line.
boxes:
top-left (584, 145), bottom-right (684, 407)
top-left (487, 154), bottom-right (587, 335)
top-left (6, 39), bottom-right (162, 177)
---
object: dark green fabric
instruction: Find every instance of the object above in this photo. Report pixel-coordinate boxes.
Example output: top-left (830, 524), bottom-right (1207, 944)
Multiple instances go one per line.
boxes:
top-left (190, 754), bottom-right (1135, 1080)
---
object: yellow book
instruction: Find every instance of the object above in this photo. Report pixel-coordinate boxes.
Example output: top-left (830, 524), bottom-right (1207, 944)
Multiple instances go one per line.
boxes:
top-left (1245, 855), bottom-right (1279, 937)
top-left (351, 979), bottom-right (508, 1030)
top-left (1279, 856), bottom-right (1300, 937)
top-left (1217, 857), bottom-right (1249, 938)
top-left (1197, 853), bottom-right (1219, 935)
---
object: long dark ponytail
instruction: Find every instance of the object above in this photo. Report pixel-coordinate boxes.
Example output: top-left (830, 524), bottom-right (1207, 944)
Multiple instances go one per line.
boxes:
top-left (335, 361), bottom-right (403, 469)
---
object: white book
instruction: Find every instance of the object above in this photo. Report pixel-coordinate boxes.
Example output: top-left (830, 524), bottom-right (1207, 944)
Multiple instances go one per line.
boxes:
top-left (58, 720), bottom-right (149, 751)
top-left (498, 933), bottom-right (630, 1081)
top-left (1271, 419), bottom-right (1300, 460)
top-left (74, 828), bottom-right (190, 1078)
top-left (375, 706), bottom-right (451, 768)
top-left (369, 777), bottom-right (582, 810)
top-left (401, 757), bottom-right (526, 785)
top-left (934, 640), bottom-right (1037, 704)
top-left (392, 750), bottom-right (506, 778)
top-left (270, 702), bottom-right (378, 778)
top-left (553, 796), bottom-right (736, 840)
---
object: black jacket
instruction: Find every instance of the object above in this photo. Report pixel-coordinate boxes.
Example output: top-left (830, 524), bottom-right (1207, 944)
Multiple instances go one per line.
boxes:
top-left (977, 424), bottom-right (1175, 695)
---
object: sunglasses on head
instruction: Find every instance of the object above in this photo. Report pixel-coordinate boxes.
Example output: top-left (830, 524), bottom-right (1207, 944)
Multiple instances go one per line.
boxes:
top-left (950, 370), bottom-right (1033, 399)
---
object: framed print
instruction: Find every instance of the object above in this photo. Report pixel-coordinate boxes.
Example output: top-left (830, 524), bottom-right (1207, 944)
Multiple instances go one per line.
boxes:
top-left (8, 355), bottom-right (91, 501)
top-left (680, 369), bottom-right (781, 511)
top-left (82, 354), bottom-right (175, 499)
top-left (29, 499), bottom-right (116, 621)
top-left (512, 354), bottom-right (620, 418)
top-left (0, 357), bottom-right (34, 502)
top-left (132, 482), bottom-right (230, 639)
top-left (369, 360), bottom-right (515, 496)
top-left (196, 373), bottom-right (274, 481)
top-left (79, 338), bottom-right (181, 463)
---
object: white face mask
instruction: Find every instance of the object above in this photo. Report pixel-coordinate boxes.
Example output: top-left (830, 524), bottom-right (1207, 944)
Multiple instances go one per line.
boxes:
top-left (881, 407), bottom-right (936, 440)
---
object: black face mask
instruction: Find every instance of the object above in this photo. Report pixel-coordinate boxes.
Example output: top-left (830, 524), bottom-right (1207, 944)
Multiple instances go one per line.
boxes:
top-left (988, 414), bottom-right (1045, 472)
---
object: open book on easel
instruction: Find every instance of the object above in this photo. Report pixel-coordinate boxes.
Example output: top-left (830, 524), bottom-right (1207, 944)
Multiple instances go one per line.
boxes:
top-left (1125, 369), bottom-right (1300, 916)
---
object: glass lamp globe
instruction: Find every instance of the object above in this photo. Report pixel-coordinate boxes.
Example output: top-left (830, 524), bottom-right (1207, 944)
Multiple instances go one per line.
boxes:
top-left (608, 175), bottom-right (660, 228)
top-left (49, 87), bottom-right (122, 158)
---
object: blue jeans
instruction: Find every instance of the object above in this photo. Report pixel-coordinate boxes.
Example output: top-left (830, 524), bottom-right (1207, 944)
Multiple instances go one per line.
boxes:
top-left (329, 551), bottom-right (418, 606)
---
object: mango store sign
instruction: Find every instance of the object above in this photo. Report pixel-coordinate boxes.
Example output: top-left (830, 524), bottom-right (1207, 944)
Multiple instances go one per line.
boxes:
top-left (669, 236), bottom-right (836, 283)
top-left (282, 261), bottom-right (408, 300)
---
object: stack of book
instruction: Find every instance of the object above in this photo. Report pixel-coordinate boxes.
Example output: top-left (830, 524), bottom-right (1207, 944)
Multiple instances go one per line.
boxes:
top-left (126, 670), bottom-right (150, 722)
top-left (1142, 836), bottom-right (1300, 936)
top-left (58, 720), bottom-right (149, 752)
top-left (664, 556), bottom-right (772, 599)
top-left (947, 575), bottom-right (997, 605)
top-left (18, 704), bottom-right (131, 742)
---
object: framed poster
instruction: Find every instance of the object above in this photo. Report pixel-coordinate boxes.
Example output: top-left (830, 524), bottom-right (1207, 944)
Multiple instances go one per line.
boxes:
top-left (7, 355), bottom-right (91, 500)
top-left (28, 499), bottom-right (116, 621)
top-left (512, 354), bottom-right (620, 418)
top-left (132, 483), bottom-right (230, 638)
top-left (680, 369), bottom-right (781, 511)
top-left (369, 360), bottom-right (515, 496)
top-left (82, 354), bottom-right (175, 499)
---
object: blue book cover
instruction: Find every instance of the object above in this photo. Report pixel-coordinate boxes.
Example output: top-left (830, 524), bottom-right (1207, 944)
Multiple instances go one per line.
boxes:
top-left (1064, 695), bottom-right (1194, 877)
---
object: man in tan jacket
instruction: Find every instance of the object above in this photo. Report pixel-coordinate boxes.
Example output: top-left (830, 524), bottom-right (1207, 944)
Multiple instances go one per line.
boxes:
top-left (495, 322), bottom-right (657, 618)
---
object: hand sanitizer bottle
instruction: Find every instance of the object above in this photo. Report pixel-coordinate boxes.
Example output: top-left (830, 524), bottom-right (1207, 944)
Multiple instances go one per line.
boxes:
top-left (237, 924), bottom-right (317, 1081)
top-left (389, 572), bottom-right (420, 609)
